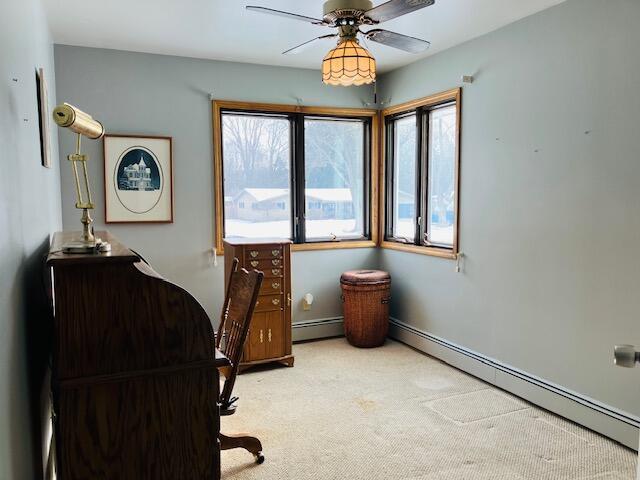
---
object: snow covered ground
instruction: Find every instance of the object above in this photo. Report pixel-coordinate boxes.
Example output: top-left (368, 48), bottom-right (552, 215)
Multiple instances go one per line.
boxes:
top-left (226, 219), bottom-right (360, 240)
top-left (394, 220), bottom-right (453, 246)
top-left (226, 218), bottom-right (453, 246)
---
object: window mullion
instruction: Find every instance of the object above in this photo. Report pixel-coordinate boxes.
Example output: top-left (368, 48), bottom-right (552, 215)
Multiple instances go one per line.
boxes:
top-left (385, 119), bottom-right (395, 240)
top-left (362, 118), bottom-right (371, 239)
top-left (292, 113), bottom-right (306, 243)
top-left (419, 108), bottom-right (429, 247)
top-left (414, 110), bottom-right (424, 246)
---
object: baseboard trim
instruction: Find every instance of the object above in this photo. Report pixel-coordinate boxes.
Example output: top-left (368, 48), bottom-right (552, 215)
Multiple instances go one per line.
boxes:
top-left (389, 317), bottom-right (640, 450)
top-left (292, 317), bottom-right (344, 342)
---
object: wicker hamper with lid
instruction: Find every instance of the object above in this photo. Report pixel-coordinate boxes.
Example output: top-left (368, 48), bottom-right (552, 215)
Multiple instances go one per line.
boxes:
top-left (340, 270), bottom-right (391, 348)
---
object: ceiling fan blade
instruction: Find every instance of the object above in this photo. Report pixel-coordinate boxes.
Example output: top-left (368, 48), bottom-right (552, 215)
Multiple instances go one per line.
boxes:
top-left (246, 6), bottom-right (326, 25)
top-left (365, 0), bottom-right (435, 23)
top-left (283, 34), bottom-right (337, 55)
top-left (364, 29), bottom-right (431, 53)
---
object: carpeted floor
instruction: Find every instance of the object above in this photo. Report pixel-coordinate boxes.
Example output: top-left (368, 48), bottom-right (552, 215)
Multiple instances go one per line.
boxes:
top-left (221, 338), bottom-right (637, 480)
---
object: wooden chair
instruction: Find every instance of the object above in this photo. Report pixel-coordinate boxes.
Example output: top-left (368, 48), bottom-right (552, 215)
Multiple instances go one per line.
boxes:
top-left (216, 257), bottom-right (238, 351)
top-left (217, 259), bottom-right (266, 464)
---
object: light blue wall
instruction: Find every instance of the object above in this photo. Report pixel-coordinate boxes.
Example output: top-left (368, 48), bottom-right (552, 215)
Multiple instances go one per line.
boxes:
top-left (54, 45), bottom-right (379, 324)
top-left (0, 0), bottom-right (61, 478)
top-left (378, 0), bottom-right (640, 417)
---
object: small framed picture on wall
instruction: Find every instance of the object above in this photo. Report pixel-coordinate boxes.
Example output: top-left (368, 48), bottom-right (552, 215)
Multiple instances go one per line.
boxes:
top-left (103, 134), bottom-right (173, 223)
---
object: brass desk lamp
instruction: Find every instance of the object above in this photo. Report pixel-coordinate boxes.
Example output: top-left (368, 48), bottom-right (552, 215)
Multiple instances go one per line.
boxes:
top-left (52, 103), bottom-right (110, 254)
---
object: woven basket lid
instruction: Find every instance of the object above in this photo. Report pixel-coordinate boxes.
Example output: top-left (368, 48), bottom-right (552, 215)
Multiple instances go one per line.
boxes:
top-left (340, 269), bottom-right (391, 286)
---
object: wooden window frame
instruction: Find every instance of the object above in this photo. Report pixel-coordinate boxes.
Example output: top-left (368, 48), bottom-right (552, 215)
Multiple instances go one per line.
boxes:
top-left (379, 88), bottom-right (461, 259)
top-left (212, 100), bottom-right (379, 254)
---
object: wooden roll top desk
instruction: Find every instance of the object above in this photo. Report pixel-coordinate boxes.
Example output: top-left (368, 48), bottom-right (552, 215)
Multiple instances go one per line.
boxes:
top-left (46, 231), bottom-right (228, 479)
top-left (223, 239), bottom-right (294, 372)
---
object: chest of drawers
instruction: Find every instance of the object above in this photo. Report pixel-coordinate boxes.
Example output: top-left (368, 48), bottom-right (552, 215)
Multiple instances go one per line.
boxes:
top-left (223, 239), bottom-right (294, 372)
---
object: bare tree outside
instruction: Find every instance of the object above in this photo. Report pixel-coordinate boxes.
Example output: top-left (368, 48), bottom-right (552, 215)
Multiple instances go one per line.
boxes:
top-left (222, 114), bottom-right (291, 239)
top-left (304, 118), bottom-right (365, 239)
top-left (222, 114), bottom-right (290, 195)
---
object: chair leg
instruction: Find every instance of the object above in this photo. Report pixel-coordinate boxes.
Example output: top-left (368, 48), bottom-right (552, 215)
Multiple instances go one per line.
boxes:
top-left (220, 432), bottom-right (265, 464)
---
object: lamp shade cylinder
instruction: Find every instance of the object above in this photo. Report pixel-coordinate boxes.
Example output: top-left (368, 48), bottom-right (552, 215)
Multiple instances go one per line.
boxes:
top-left (53, 103), bottom-right (104, 139)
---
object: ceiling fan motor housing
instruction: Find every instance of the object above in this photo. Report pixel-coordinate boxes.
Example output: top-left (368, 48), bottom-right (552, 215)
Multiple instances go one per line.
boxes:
top-left (323, 0), bottom-right (375, 26)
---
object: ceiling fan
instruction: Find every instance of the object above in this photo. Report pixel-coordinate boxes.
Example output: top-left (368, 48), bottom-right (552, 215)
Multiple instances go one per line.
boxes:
top-left (246, 0), bottom-right (435, 86)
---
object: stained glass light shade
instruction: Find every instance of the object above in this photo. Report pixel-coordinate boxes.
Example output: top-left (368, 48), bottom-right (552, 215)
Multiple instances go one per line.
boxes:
top-left (322, 38), bottom-right (376, 87)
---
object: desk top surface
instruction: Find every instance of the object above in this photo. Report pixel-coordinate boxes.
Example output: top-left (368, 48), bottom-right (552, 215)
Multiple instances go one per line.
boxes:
top-left (47, 231), bottom-right (139, 266)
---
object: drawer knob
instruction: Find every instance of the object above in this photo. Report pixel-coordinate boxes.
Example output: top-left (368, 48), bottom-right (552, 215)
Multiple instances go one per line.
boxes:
top-left (250, 250), bottom-right (259, 258)
top-left (272, 298), bottom-right (280, 305)
top-left (272, 249), bottom-right (280, 257)
top-left (272, 259), bottom-right (281, 266)
top-left (271, 269), bottom-right (280, 276)
top-left (250, 260), bottom-right (259, 267)
top-left (272, 282), bottom-right (280, 290)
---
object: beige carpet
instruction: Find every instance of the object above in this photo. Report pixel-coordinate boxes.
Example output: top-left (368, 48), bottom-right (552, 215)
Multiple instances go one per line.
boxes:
top-left (221, 338), bottom-right (637, 480)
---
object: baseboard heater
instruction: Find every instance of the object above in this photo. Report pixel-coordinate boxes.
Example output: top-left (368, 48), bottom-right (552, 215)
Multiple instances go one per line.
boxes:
top-left (292, 317), bottom-right (344, 342)
top-left (389, 317), bottom-right (640, 450)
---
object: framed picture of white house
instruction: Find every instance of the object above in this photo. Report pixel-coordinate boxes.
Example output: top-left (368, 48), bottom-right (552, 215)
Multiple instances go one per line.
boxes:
top-left (103, 134), bottom-right (173, 223)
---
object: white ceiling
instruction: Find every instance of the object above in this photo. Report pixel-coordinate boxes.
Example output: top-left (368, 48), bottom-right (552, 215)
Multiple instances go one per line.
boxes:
top-left (44, 0), bottom-right (566, 73)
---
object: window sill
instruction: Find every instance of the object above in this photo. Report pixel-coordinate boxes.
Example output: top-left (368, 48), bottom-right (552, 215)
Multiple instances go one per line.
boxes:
top-left (292, 240), bottom-right (376, 252)
top-left (379, 240), bottom-right (456, 259)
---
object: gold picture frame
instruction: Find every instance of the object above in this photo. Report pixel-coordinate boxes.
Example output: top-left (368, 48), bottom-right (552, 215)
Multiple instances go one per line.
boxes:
top-left (103, 134), bottom-right (174, 223)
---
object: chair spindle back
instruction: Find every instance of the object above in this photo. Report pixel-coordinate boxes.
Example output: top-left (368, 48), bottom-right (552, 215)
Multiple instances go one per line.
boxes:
top-left (219, 264), bottom-right (263, 407)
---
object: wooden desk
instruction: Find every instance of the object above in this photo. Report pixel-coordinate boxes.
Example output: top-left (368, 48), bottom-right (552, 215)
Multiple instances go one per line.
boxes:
top-left (47, 231), bottom-right (228, 479)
